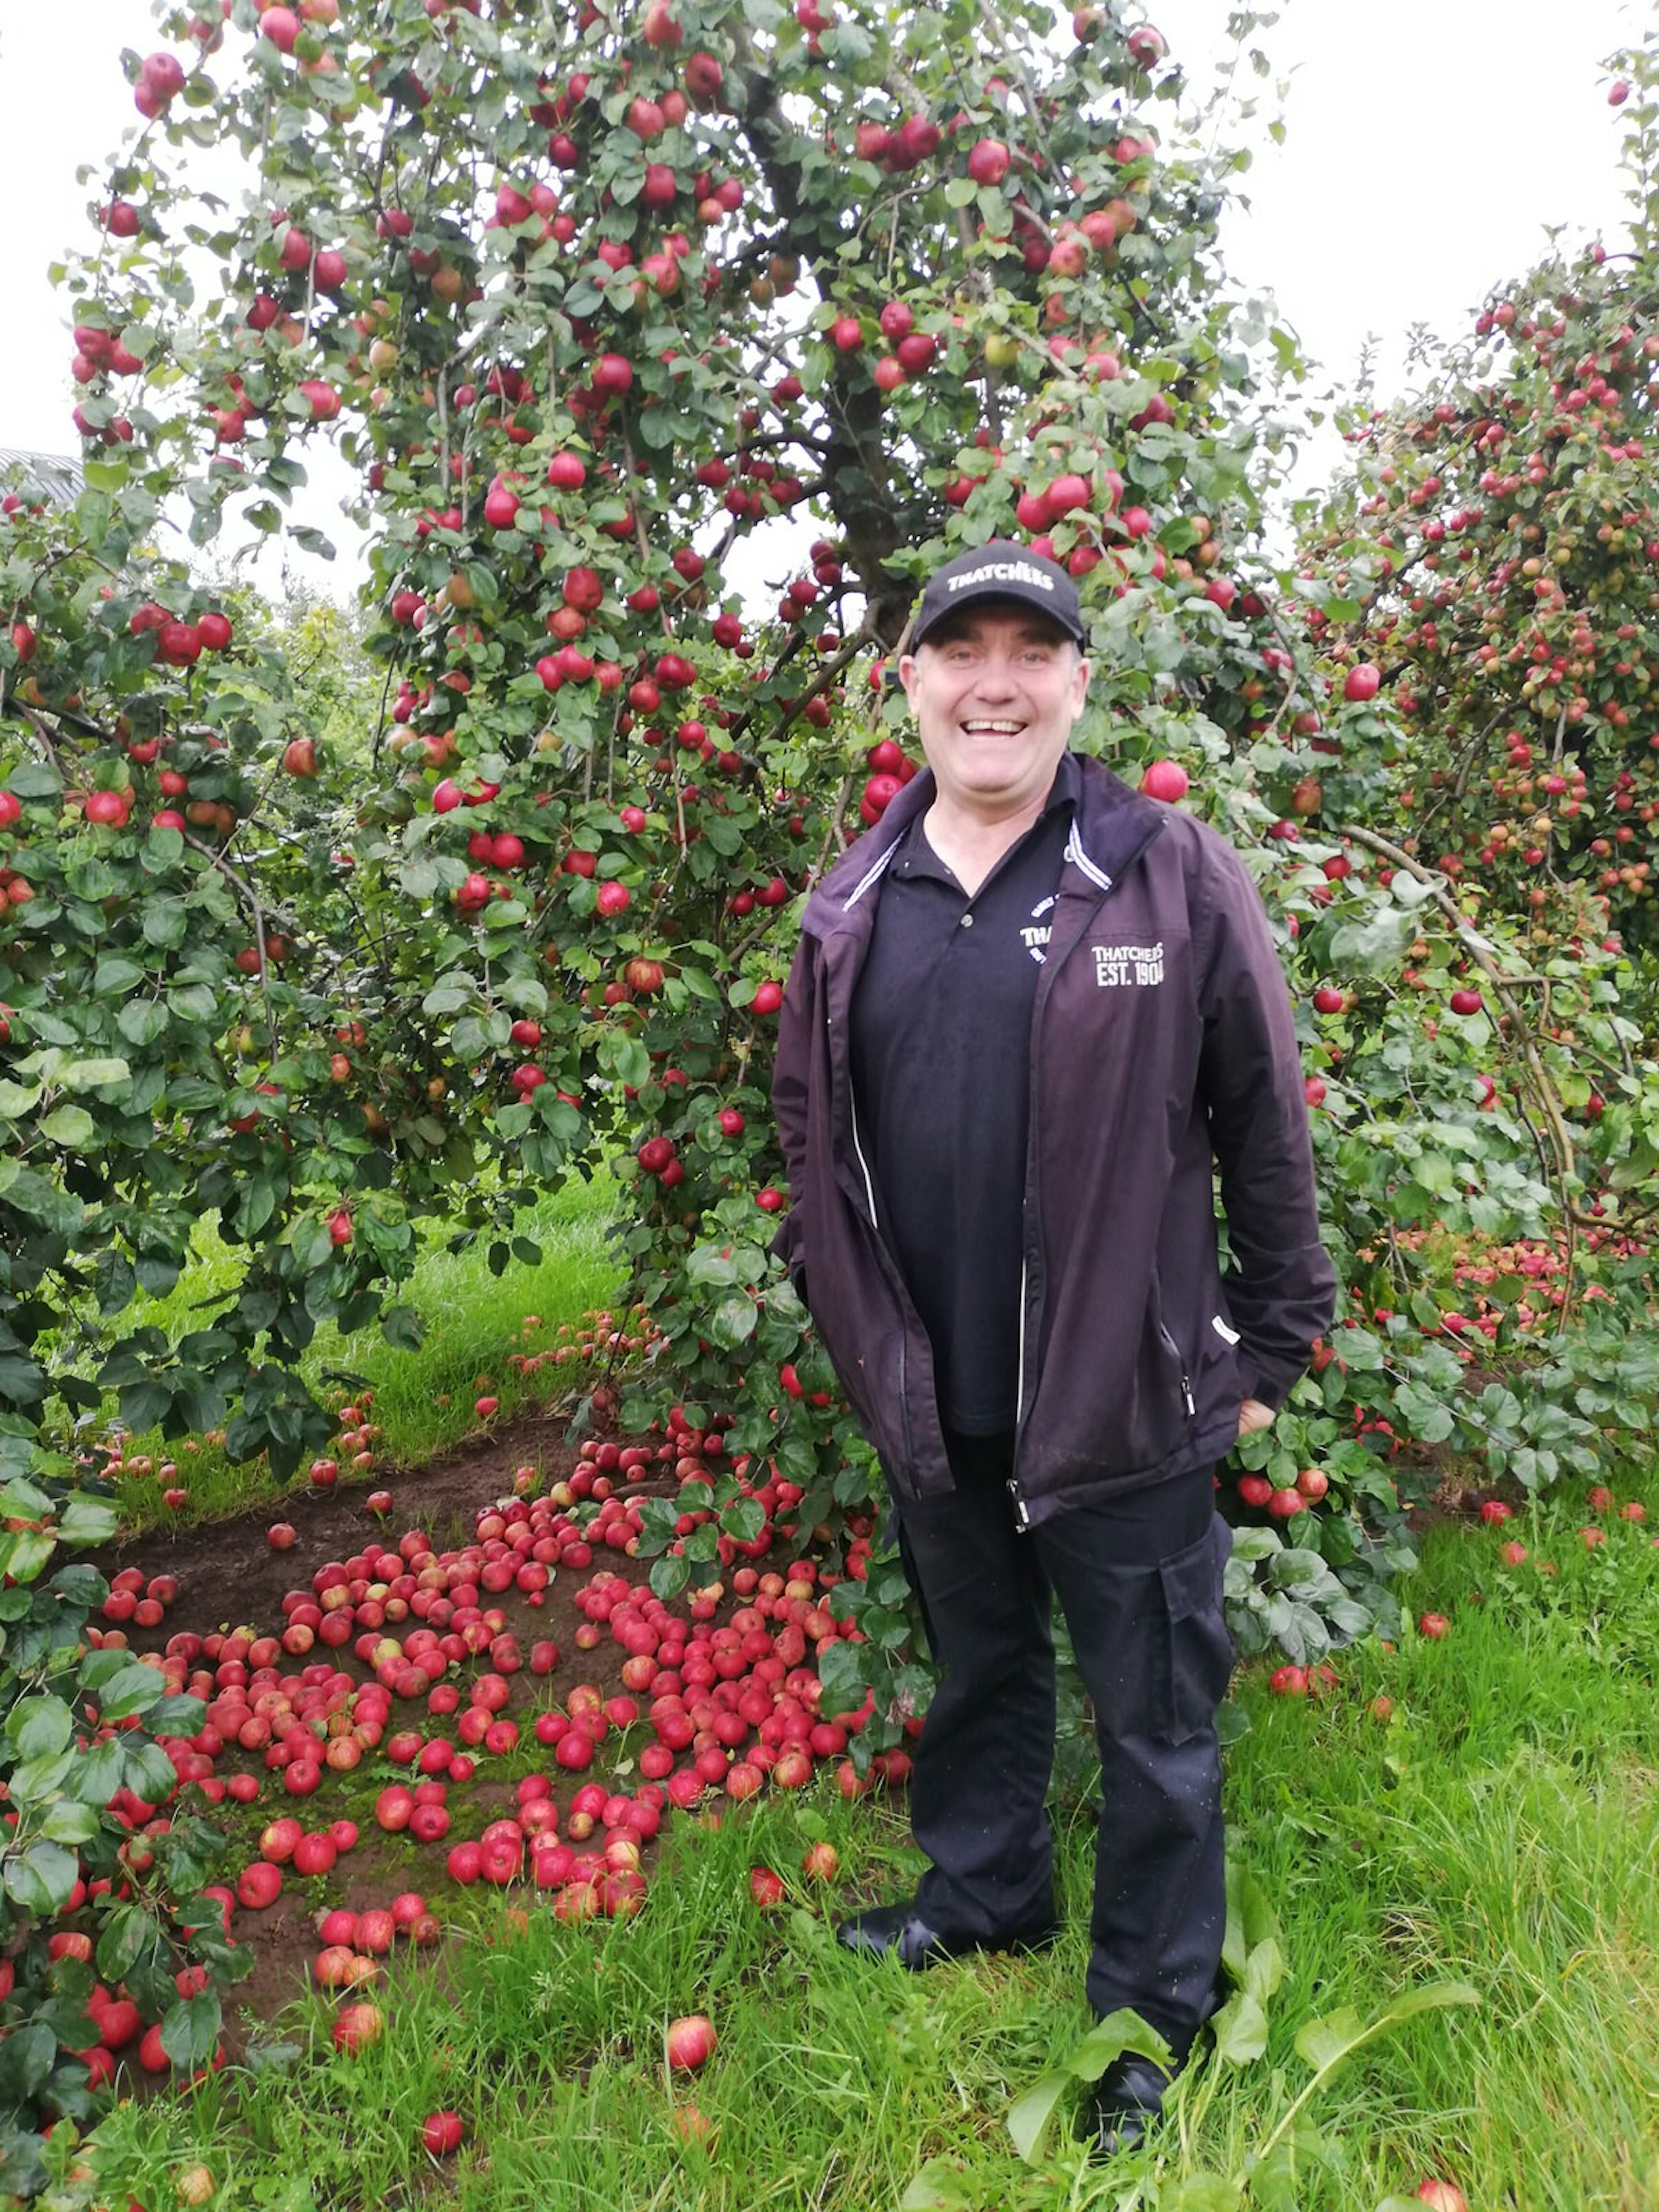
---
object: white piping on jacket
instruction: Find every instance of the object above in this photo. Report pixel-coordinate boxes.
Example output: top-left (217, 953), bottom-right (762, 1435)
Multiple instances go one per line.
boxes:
top-left (843, 841), bottom-right (900, 908)
top-left (849, 1090), bottom-right (879, 1230)
top-left (1064, 823), bottom-right (1113, 893)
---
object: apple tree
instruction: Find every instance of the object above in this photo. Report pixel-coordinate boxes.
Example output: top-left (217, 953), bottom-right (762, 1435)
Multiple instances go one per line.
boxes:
top-left (1274, 31), bottom-right (1659, 1540)
top-left (2, 0), bottom-right (1658, 2159)
top-left (4, 0), bottom-right (1367, 1654)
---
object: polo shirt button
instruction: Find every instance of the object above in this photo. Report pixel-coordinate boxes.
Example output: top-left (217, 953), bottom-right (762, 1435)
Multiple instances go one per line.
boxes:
top-left (959, 913), bottom-right (973, 928)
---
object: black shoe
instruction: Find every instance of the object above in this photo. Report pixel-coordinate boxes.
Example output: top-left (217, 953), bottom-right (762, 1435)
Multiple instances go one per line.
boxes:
top-left (1088, 2054), bottom-right (1175, 2158)
top-left (835, 1897), bottom-right (1060, 1970)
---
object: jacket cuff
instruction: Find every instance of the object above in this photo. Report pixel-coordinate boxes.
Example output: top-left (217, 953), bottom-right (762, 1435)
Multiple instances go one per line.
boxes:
top-left (1235, 1346), bottom-right (1308, 1413)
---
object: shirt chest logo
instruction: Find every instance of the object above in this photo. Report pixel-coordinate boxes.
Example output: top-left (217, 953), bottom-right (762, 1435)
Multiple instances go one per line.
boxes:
top-left (1092, 940), bottom-right (1165, 989)
top-left (1020, 894), bottom-right (1057, 964)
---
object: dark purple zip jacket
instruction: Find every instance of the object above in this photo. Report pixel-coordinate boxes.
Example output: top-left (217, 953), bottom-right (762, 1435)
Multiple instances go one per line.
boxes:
top-left (769, 752), bottom-right (1337, 1531)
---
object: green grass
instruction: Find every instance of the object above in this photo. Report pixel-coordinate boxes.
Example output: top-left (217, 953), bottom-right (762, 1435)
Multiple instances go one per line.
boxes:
top-left (97, 1176), bottom-right (625, 1527)
top-left (79, 1484), bottom-right (1659, 2211)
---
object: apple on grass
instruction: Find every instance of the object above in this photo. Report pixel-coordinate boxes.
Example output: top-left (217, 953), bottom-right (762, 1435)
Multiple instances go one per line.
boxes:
top-left (1415, 2184), bottom-right (1468, 2212)
top-left (664, 2014), bottom-right (716, 2071)
top-left (332, 2000), bottom-right (384, 2053)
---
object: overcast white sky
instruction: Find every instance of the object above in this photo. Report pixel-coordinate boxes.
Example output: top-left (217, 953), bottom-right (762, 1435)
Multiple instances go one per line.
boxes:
top-left (0, 0), bottom-right (1643, 593)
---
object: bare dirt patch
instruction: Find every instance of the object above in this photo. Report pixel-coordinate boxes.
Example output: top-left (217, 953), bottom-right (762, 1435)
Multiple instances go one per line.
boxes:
top-left (88, 1410), bottom-right (739, 2064)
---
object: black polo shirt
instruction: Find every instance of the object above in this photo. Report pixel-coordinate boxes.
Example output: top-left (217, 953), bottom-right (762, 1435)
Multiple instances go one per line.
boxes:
top-left (850, 756), bottom-right (1079, 1434)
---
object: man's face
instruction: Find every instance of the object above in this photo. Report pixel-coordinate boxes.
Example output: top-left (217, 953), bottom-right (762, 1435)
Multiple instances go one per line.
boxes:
top-left (899, 604), bottom-right (1090, 822)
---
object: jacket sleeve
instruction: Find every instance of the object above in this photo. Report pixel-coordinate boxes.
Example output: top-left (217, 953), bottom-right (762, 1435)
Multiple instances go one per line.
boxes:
top-left (1194, 836), bottom-right (1337, 1408)
top-left (767, 932), bottom-right (817, 1296)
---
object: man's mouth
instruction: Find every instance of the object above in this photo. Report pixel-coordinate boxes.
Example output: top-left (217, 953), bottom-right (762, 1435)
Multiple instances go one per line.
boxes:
top-left (960, 718), bottom-right (1024, 736)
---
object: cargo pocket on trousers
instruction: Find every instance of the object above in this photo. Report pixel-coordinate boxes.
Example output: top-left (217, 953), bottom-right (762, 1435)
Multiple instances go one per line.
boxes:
top-left (1157, 1519), bottom-right (1236, 1746)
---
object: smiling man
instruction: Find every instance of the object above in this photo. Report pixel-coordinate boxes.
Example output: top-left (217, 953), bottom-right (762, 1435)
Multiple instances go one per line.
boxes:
top-left (770, 539), bottom-right (1335, 2157)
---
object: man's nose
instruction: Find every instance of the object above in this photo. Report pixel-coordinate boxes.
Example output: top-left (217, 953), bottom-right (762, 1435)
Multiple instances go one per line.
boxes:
top-left (968, 654), bottom-right (1020, 697)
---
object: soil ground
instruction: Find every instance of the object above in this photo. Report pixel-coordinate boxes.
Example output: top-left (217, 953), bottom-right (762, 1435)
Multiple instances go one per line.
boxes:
top-left (90, 1409), bottom-right (737, 2063)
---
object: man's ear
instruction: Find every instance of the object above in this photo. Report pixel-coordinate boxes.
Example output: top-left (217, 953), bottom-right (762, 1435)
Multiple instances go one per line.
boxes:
top-left (897, 653), bottom-right (920, 709)
top-left (1069, 655), bottom-right (1093, 719)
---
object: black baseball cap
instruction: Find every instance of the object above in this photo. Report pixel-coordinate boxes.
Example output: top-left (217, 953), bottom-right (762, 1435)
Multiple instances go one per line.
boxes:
top-left (910, 539), bottom-right (1086, 651)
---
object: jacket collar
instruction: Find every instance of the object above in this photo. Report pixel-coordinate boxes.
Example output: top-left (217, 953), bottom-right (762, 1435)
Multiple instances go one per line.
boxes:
top-left (803, 751), bottom-right (1165, 941)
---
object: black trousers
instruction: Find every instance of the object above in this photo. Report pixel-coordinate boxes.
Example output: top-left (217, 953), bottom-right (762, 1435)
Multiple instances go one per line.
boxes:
top-left (892, 1431), bottom-right (1233, 2054)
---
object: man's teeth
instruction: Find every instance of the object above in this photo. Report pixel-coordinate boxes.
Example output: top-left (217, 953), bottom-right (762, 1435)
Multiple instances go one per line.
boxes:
top-left (963, 719), bottom-right (1022, 733)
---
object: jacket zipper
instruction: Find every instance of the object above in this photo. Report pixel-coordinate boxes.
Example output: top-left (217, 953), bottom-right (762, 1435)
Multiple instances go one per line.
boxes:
top-left (1007, 816), bottom-right (1151, 1529)
top-left (1009, 1253), bottom-right (1032, 1531)
top-left (1160, 1322), bottom-right (1196, 1417)
top-left (848, 1087), bottom-right (879, 1230)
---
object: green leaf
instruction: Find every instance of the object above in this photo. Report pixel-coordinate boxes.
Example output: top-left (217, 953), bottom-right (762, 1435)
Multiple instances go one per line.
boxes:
top-left (0, 2126), bottom-right (49, 2202)
top-left (1007, 2010), bottom-right (1172, 2161)
top-left (604, 1033), bottom-right (652, 1091)
top-left (160, 1988), bottom-right (222, 2074)
top-left (1249, 2137), bottom-right (1300, 2212)
top-left (1293, 1982), bottom-right (1479, 2078)
top-left (93, 954), bottom-right (147, 994)
top-left (1215, 1697), bottom-right (1251, 1748)
top-left (3, 1838), bottom-right (80, 1913)
top-left (1391, 1380), bottom-right (1456, 1446)
top-left (1005, 2069), bottom-right (1074, 2165)
top-left (96, 1659), bottom-right (168, 1721)
top-left (0, 2022), bottom-right (56, 2106)
top-left (96, 1901), bottom-right (154, 1983)
top-left (708, 1293), bottom-right (757, 1350)
top-left (116, 998), bottom-right (169, 1047)
top-left (124, 1739), bottom-right (181, 1804)
top-left (686, 1246), bottom-right (739, 1289)
top-left (381, 1305), bottom-right (423, 1353)
top-left (40, 1799), bottom-right (99, 1846)
top-left (634, 1497), bottom-right (681, 1553)
top-left (8, 1750), bottom-right (74, 1806)
top-left (242, 2038), bottom-right (306, 2080)
top-left (140, 900), bottom-right (188, 949)
top-left (722, 1496), bottom-right (764, 1545)
top-left (94, 1250), bottom-right (138, 1317)
top-left (1167, 2180), bottom-right (1244, 2212)
top-left (1245, 1936), bottom-right (1287, 2005)
top-left (150, 1694), bottom-right (207, 1735)
top-left (649, 1552), bottom-right (691, 1600)
top-left (168, 982), bottom-right (219, 1024)
top-left (0, 1530), bottom-right (56, 1584)
top-left (70, 1736), bottom-right (126, 1808)
top-left (898, 2159), bottom-right (982, 2211)
top-left (898, 2159), bottom-right (986, 2212)
top-left (7, 763), bottom-right (61, 801)
top-left (1210, 1988), bottom-right (1269, 2066)
top-left (1222, 1856), bottom-right (1282, 1982)
top-left (118, 1379), bottom-right (173, 1436)
top-left (7, 1694), bottom-right (73, 1758)
top-left (40, 1105), bottom-right (97, 1148)
top-left (0, 1168), bottom-right (82, 1235)
top-left (63, 1056), bottom-right (133, 1090)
